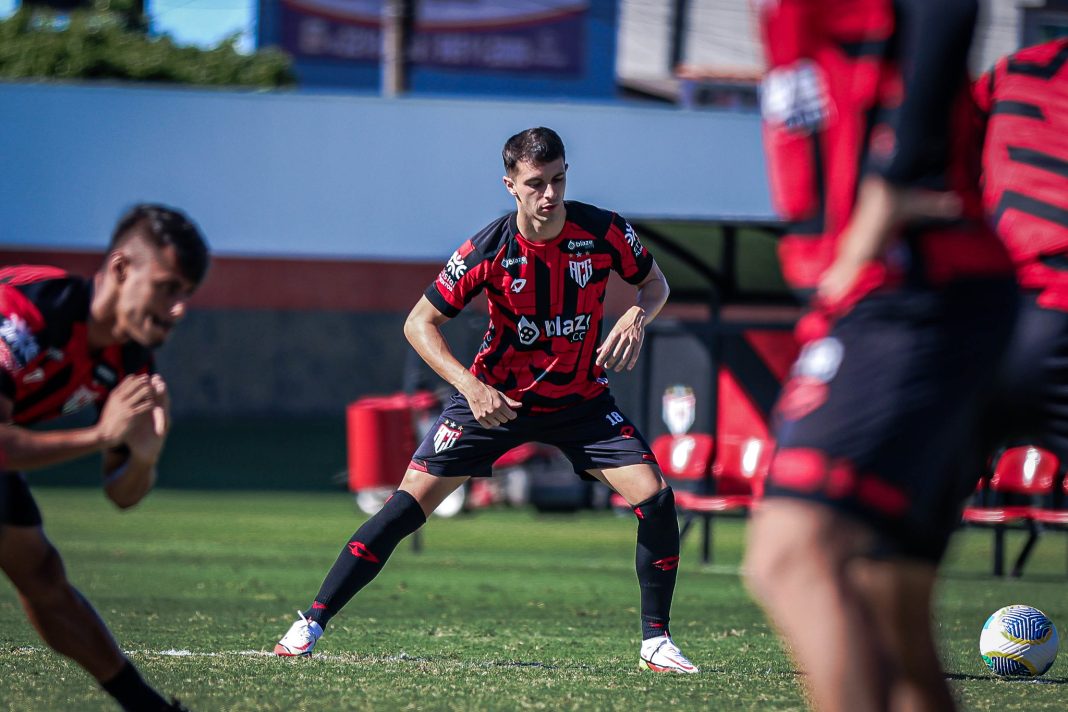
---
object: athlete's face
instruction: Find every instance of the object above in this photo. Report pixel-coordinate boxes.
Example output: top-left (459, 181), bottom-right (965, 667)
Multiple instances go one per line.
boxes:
top-left (504, 158), bottom-right (567, 222)
top-left (113, 240), bottom-right (198, 349)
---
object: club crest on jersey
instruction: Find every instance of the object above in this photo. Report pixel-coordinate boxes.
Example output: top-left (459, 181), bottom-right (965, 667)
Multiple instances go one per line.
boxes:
top-left (0, 314), bottom-right (39, 371)
top-left (569, 258), bottom-right (593, 288)
top-left (624, 223), bottom-right (644, 258)
top-left (510, 278), bottom-right (527, 293)
top-left (433, 420), bottom-right (463, 453)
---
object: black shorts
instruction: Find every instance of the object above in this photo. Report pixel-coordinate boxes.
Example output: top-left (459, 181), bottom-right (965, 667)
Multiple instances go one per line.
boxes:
top-left (410, 392), bottom-right (655, 479)
top-left (766, 279), bottom-right (1017, 562)
top-left (979, 292), bottom-right (1068, 464)
top-left (1, 472), bottom-right (44, 528)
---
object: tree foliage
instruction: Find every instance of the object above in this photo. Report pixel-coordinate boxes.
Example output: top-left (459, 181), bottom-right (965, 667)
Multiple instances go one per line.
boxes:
top-left (0, 2), bottom-right (295, 88)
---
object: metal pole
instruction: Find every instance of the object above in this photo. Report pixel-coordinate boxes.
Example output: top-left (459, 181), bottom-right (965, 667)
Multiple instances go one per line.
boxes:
top-left (382, 0), bottom-right (413, 97)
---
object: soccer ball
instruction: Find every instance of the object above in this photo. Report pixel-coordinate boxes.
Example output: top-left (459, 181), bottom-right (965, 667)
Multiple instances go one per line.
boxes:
top-left (979, 605), bottom-right (1059, 677)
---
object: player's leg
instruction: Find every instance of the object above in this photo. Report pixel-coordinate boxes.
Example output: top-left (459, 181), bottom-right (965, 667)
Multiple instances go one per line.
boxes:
top-left (744, 500), bottom-right (887, 712)
top-left (851, 558), bottom-right (952, 712)
top-left (306, 468), bottom-right (465, 628)
top-left (0, 521), bottom-right (174, 712)
top-left (274, 469), bottom-right (464, 656)
top-left (589, 463), bottom-right (675, 640)
top-left (589, 462), bottom-right (697, 673)
top-left (548, 395), bottom-right (695, 672)
top-left (277, 393), bottom-right (508, 656)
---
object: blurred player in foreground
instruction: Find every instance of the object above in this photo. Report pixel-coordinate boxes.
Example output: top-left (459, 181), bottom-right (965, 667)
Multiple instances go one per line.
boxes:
top-left (275, 127), bottom-right (697, 673)
top-left (0, 205), bottom-right (209, 711)
top-left (744, 1), bottom-right (1016, 710)
top-left (972, 37), bottom-right (1068, 509)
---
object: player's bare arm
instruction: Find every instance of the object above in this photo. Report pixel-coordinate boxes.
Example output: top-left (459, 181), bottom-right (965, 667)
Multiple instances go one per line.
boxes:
top-left (596, 261), bottom-right (669, 372)
top-left (103, 374), bottom-right (171, 509)
top-left (0, 375), bottom-right (155, 471)
top-left (404, 295), bottom-right (521, 428)
top-left (818, 176), bottom-right (963, 305)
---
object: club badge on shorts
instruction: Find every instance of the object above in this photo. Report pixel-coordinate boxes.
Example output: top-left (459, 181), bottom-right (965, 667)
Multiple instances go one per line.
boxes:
top-left (433, 420), bottom-right (463, 453)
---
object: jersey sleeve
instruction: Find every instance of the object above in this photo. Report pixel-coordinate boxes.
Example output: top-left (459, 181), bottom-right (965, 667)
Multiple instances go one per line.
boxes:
top-left (868, 0), bottom-right (979, 186)
top-left (605, 214), bottom-right (654, 285)
top-left (754, 0), bottom-right (819, 68)
top-left (0, 285), bottom-right (46, 401)
top-left (423, 239), bottom-right (490, 318)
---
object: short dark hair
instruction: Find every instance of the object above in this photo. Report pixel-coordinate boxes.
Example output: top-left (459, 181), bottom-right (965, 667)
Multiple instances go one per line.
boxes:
top-left (502, 127), bottom-right (566, 174)
top-left (110, 204), bottom-right (211, 285)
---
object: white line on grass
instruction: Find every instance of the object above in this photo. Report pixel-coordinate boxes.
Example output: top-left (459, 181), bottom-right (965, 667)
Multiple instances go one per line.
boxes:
top-left (7, 646), bottom-right (564, 669)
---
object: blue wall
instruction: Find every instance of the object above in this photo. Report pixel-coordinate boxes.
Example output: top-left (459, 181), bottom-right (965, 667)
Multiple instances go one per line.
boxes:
top-left (0, 82), bottom-right (773, 259)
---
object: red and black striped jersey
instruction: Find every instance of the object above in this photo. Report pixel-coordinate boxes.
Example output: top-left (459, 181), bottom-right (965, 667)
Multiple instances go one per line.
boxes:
top-left (975, 38), bottom-right (1068, 310)
top-left (757, 0), bottom-right (1010, 294)
top-left (424, 201), bottom-right (653, 413)
top-left (0, 266), bottom-right (154, 426)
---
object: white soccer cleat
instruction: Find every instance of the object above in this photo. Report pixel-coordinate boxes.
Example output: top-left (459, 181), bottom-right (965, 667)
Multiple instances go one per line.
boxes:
top-left (273, 611), bottom-right (323, 657)
top-left (639, 635), bottom-right (699, 674)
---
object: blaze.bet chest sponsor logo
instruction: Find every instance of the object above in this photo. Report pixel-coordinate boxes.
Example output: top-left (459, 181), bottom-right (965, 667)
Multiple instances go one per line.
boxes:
top-left (515, 313), bottom-right (592, 346)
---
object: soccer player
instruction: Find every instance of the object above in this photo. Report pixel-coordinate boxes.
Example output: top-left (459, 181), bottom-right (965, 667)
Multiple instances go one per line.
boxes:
top-left (972, 37), bottom-right (1068, 491)
top-left (744, 2), bottom-right (1017, 711)
top-left (0, 205), bottom-right (210, 712)
top-left (275, 127), bottom-right (697, 673)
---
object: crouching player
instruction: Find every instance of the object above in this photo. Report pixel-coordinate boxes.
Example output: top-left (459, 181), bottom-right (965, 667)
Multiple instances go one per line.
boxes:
top-left (0, 205), bottom-right (210, 711)
top-left (275, 127), bottom-right (698, 674)
top-left (744, 1), bottom-right (1017, 711)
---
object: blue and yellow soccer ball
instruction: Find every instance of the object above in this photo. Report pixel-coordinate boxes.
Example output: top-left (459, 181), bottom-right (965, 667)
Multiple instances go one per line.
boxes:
top-left (979, 605), bottom-right (1059, 677)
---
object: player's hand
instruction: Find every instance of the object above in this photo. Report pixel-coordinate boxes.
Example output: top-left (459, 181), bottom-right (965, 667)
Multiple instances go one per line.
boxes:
top-left (461, 378), bottom-right (521, 429)
top-left (816, 254), bottom-right (868, 307)
top-left (596, 306), bottom-right (646, 372)
top-left (124, 375), bottom-right (171, 463)
top-left (96, 375), bottom-right (156, 448)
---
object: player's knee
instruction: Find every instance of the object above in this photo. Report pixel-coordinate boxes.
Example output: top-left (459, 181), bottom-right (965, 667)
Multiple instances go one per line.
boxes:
top-left (632, 486), bottom-right (675, 521)
top-left (743, 509), bottom-right (828, 606)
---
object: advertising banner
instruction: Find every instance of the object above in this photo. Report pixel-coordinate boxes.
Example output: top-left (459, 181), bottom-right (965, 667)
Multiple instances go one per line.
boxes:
top-left (279, 0), bottom-right (587, 76)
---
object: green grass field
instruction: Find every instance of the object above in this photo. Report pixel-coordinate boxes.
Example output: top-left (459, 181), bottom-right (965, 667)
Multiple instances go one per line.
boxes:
top-left (1, 489), bottom-right (1066, 711)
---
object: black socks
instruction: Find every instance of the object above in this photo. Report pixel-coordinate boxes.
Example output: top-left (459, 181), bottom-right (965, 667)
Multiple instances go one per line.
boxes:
top-left (632, 487), bottom-right (680, 640)
top-left (306, 489), bottom-right (427, 628)
top-left (99, 660), bottom-right (170, 712)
